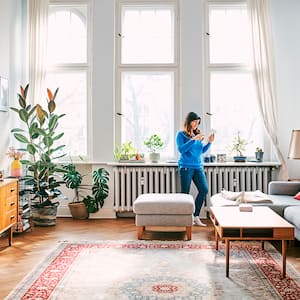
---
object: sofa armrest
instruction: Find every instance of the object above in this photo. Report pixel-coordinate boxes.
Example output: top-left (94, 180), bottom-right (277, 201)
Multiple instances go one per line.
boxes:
top-left (268, 181), bottom-right (300, 195)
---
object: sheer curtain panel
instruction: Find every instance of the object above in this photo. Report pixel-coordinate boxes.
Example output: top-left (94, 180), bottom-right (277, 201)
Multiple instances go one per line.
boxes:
top-left (247, 0), bottom-right (288, 179)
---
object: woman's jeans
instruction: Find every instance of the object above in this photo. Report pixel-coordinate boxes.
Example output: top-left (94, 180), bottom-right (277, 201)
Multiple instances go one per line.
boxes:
top-left (179, 167), bottom-right (208, 217)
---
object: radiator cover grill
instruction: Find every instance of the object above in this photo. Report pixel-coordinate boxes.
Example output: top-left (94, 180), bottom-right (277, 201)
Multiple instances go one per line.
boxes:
top-left (113, 165), bottom-right (273, 212)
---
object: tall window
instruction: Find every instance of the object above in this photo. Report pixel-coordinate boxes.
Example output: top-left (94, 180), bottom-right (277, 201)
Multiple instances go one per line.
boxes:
top-left (116, 0), bottom-right (179, 159)
top-left (205, 1), bottom-right (264, 157)
top-left (45, 1), bottom-right (91, 158)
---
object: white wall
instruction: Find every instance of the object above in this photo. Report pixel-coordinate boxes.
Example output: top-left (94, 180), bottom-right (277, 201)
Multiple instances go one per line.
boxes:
top-left (0, 0), bottom-right (299, 180)
top-left (270, 0), bottom-right (300, 179)
top-left (0, 0), bottom-right (25, 175)
top-left (92, 0), bottom-right (115, 162)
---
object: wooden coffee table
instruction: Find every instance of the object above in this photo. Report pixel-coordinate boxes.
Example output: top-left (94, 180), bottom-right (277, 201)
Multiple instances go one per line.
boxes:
top-left (210, 206), bottom-right (294, 278)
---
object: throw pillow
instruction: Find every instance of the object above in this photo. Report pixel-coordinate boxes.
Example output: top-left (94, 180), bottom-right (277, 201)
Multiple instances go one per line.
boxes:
top-left (294, 192), bottom-right (300, 200)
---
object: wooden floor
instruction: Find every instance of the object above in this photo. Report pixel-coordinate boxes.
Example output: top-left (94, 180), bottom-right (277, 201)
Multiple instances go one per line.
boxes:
top-left (0, 217), bottom-right (299, 299)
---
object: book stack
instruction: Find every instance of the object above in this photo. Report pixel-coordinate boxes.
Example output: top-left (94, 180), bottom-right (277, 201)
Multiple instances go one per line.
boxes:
top-left (239, 203), bottom-right (253, 212)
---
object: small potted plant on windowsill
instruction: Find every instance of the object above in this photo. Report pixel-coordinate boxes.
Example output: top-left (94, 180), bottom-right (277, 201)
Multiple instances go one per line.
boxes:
top-left (230, 131), bottom-right (249, 162)
top-left (255, 147), bottom-right (264, 162)
top-left (144, 134), bottom-right (164, 163)
top-left (114, 141), bottom-right (143, 162)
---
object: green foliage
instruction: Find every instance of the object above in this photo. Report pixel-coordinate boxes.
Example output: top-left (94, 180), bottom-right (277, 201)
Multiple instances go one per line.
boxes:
top-left (83, 168), bottom-right (109, 213)
top-left (144, 134), bottom-right (164, 153)
top-left (63, 163), bottom-right (83, 200)
top-left (10, 84), bottom-right (66, 206)
top-left (63, 162), bottom-right (109, 213)
top-left (256, 147), bottom-right (263, 153)
top-left (230, 131), bottom-right (249, 157)
top-left (114, 141), bottom-right (137, 160)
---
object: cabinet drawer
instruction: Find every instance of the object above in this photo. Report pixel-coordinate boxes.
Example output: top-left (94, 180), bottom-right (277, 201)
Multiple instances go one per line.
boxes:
top-left (5, 196), bottom-right (18, 211)
top-left (0, 179), bottom-right (19, 233)
top-left (6, 182), bottom-right (18, 197)
top-left (0, 181), bottom-right (18, 200)
top-left (4, 210), bottom-right (17, 227)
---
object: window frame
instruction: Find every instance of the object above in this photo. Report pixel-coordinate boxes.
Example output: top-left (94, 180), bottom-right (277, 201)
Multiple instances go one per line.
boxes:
top-left (115, 0), bottom-right (180, 159)
top-left (203, 0), bottom-right (268, 158)
top-left (47, 0), bottom-right (92, 160)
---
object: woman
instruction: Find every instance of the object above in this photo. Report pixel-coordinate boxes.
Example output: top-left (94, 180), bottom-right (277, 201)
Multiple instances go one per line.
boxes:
top-left (176, 112), bottom-right (215, 226)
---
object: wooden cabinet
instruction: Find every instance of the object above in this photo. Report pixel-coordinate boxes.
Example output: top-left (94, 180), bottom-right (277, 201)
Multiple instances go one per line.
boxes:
top-left (0, 179), bottom-right (18, 246)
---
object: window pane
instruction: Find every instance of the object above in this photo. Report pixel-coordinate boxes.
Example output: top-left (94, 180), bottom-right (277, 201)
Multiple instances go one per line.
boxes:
top-left (121, 72), bottom-right (174, 158)
top-left (209, 4), bottom-right (251, 64)
top-left (45, 72), bottom-right (88, 157)
top-left (210, 71), bottom-right (263, 157)
top-left (48, 5), bottom-right (87, 64)
top-left (121, 5), bottom-right (175, 63)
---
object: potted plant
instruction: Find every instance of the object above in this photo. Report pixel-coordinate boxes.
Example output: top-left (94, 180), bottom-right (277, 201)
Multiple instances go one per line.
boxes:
top-left (114, 141), bottom-right (142, 161)
top-left (255, 147), bottom-right (264, 162)
top-left (230, 132), bottom-right (249, 162)
top-left (10, 84), bottom-right (66, 226)
top-left (63, 162), bottom-right (109, 219)
top-left (144, 134), bottom-right (164, 162)
top-left (83, 167), bottom-right (110, 213)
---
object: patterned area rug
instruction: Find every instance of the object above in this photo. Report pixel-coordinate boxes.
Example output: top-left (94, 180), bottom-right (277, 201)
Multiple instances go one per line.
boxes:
top-left (5, 240), bottom-right (300, 300)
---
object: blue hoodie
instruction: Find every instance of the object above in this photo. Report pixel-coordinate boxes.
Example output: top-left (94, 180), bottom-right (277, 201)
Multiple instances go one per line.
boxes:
top-left (176, 131), bottom-right (211, 169)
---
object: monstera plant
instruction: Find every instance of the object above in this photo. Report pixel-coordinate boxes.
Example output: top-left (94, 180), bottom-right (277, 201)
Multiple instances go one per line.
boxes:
top-left (63, 161), bottom-right (109, 219)
top-left (10, 84), bottom-right (66, 225)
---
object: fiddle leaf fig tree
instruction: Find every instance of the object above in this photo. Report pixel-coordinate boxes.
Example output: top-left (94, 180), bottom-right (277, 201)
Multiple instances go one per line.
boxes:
top-left (10, 84), bottom-right (66, 207)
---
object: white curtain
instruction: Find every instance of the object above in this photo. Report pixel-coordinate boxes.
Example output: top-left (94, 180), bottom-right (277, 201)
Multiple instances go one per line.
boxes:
top-left (247, 0), bottom-right (288, 180)
top-left (28, 0), bottom-right (48, 104)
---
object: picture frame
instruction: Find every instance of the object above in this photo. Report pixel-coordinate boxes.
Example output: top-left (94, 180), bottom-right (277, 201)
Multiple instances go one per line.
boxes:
top-left (0, 77), bottom-right (9, 112)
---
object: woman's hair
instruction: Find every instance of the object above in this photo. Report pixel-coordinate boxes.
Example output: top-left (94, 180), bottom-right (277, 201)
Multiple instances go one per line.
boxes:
top-left (183, 112), bottom-right (201, 138)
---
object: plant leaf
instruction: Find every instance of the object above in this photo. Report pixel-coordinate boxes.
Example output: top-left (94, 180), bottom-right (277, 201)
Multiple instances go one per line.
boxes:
top-left (52, 132), bottom-right (64, 141)
top-left (27, 143), bottom-right (37, 155)
top-left (19, 109), bottom-right (29, 123)
top-left (48, 101), bottom-right (56, 113)
top-left (14, 133), bottom-right (30, 144)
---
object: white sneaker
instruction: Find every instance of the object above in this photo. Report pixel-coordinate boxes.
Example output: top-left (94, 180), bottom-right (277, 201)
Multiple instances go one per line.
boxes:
top-left (193, 216), bottom-right (207, 227)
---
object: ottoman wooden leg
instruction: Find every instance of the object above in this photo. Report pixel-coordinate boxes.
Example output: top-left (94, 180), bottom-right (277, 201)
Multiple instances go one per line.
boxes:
top-left (137, 226), bottom-right (145, 239)
top-left (186, 226), bottom-right (192, 240)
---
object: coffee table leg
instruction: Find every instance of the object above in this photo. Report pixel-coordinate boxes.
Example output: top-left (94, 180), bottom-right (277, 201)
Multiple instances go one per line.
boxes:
top-left (215, 229), bottom-right (219, 250)
top-left (226, 240), bottom-right (230, 277)
top-left (282, 240), bottom-right (287, 278)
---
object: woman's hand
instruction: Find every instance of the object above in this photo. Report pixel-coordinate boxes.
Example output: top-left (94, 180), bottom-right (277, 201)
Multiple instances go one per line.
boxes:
top-left (208, 132), bottom-right (215, 143)
top-left (193, 133), bottom-right (205, 141)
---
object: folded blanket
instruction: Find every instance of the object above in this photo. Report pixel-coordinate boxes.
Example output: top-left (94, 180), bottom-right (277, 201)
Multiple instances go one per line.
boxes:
top-left (221, 190), bottom-right (273, 203)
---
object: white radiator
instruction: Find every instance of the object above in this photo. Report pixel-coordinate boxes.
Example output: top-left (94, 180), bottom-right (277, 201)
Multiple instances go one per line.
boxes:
top-left (114, 166), bottom-right (178, 212)
top-left (205, 166), bottom-right (272, 197)
top-left (113, 165), bottom-right (273, 212)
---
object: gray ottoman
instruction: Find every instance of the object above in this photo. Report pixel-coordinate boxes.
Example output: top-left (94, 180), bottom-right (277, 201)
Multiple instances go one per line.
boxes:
top-left (133, 193), bottom-right (195, 240)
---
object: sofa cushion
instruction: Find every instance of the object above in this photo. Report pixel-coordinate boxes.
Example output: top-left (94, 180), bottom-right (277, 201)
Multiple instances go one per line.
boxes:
top-left (284, 206), bottom-right (300, 241)
top-left (209, 193), bottom-right (300, 217)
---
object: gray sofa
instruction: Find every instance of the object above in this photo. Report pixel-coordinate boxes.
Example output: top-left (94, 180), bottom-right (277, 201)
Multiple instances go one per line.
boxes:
top-left (209, 181), bottom-right (300, 240)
